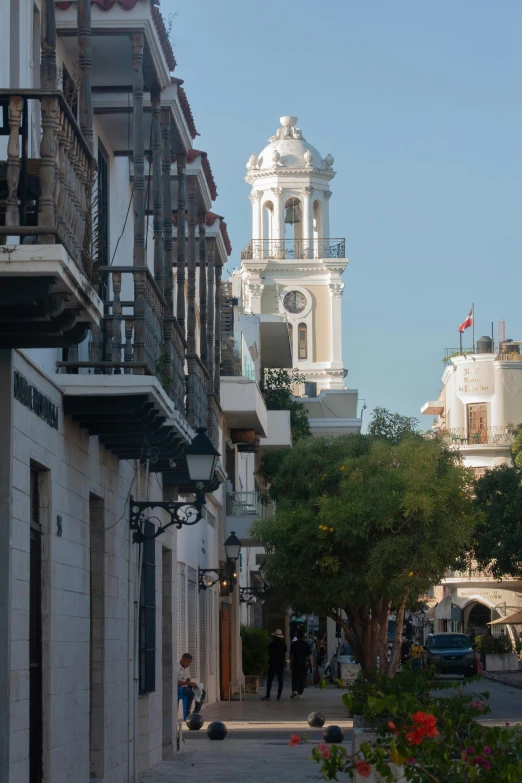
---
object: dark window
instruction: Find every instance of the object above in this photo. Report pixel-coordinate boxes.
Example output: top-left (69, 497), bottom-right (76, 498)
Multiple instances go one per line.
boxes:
top-left (298, 323), bottom-right (307, 360)
top-left (139, 524), bottom-right (156, 694)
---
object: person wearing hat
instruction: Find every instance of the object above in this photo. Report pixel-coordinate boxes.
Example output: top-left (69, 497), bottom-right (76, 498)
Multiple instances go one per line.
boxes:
top-left (261, 629), bottom-right (287, 701)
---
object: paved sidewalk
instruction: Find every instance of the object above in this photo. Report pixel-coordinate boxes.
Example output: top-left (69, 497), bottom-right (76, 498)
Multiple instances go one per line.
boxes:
top-left (142, 683), bottom-right (352, 783)
top-left (484, 669), bottom-right (522, 690)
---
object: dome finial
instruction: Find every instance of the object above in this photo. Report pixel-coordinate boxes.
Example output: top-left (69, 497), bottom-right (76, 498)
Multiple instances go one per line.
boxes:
top-left (280, 115), bottom-right (298, 128)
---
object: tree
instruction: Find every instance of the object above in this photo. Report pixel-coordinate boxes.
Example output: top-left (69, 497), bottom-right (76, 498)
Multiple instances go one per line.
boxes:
top-left (251, 433), bottom-right (475, 675)
top-left (368, 406), bottom-right (420, 444)
top-left (471, 464), bottom-right (522, 580)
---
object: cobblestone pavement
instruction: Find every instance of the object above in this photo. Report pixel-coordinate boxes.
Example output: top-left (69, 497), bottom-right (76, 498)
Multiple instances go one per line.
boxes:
top-left (142, 683), bottom-right (353, 783)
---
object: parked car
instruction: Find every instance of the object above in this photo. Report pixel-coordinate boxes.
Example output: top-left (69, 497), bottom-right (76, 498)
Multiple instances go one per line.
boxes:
top-left (424, 633), bottom-right (478, 676)
top-left (329, 642), bottom-right (357, 681)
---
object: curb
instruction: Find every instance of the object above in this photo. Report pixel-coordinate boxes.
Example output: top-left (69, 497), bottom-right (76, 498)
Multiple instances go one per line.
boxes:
top-left (483, 671), bottom-right (522, 690)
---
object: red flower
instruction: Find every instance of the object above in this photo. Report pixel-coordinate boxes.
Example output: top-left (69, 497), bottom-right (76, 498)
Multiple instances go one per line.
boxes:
top-left (405, 727), bottom-right (425, 746)
top-left (289, 734), bottom-right (301, 747)
top-left (354, 760), bottom-right (372, 778)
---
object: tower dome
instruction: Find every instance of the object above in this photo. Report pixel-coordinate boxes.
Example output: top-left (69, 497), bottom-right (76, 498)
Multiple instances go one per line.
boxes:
top-left (246, 116), bottom-right (334, 177)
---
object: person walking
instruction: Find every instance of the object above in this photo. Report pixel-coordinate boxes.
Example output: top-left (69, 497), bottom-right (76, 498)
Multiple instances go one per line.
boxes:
top-left (290, 629), bottom-right (312, 699)
top-left (261, 629), bottom-right (287, 700)
top-left (410, 638), bottom-right (424, 670)
top-left (401, 635), bottom-right (412, 666)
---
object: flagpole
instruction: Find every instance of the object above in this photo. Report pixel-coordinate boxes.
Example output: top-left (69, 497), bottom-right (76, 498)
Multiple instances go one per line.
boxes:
top-left (460, 330), bottom-right (462, 356)
top-left (472, 302), bottom-right (475, 353)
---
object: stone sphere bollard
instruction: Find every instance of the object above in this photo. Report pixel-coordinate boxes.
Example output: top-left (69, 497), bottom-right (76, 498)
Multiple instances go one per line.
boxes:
top-left (322, 725), bottom-right (344, 743)
top-left (186, 713), bottom-right (204, 731)
top-left (207, 721), bottom-right (228, 740)
top-left (307, 711), bottom-right (326, 728)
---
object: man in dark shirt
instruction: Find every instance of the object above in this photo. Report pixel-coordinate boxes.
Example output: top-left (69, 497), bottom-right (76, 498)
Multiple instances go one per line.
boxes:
top-left (261, 629), bottom-right (287, 700)
top-left (289, 629), bottom-right (312, 699)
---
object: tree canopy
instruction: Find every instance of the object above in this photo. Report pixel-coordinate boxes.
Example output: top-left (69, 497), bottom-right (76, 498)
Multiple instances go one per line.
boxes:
top-left (251, 431), bottom-right (475, 673)
top-left (367, 406), bottom-right (420, 444)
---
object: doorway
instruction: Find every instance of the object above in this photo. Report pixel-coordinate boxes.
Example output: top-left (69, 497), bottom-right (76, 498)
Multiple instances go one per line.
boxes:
top-left (220, 603), bottom-right (231, 700)
top-left (466, 602), bottom-right (492, 637)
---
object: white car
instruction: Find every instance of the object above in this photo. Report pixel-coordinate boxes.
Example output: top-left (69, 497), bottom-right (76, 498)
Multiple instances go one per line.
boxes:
top-left (329, 642), bottom-right (357, 681)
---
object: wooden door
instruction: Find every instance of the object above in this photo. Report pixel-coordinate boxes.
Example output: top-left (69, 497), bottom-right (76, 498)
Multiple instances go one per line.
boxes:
top-left (467, 403), bottom-right (488, 443)
top-left (220, 603), bottom-right (231, 700)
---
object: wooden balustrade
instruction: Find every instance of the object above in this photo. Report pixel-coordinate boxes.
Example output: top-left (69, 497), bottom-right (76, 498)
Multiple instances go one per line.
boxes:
top-left (186, 354), bottom-right (209, 430)
top-left (207, 392), bottom-right (220, 449)
top-left (0, 89), bottom-right (95, 279)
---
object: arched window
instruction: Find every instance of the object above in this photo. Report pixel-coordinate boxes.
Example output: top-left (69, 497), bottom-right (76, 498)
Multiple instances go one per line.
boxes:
top-left (313, 199), bottom-right (323, 239)
top-left (298, 323), bottom-right (307, 360)
top-left (284, 197), bottom-right (303, 248)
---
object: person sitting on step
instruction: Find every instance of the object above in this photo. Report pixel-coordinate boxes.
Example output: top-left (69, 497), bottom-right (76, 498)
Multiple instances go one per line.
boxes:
top-left (177, 653), bottom-right (206, 713)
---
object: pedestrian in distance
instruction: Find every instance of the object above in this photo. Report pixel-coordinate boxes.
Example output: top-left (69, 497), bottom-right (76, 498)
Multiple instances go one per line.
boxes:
top-left (401, 634), bottom-right (412, 666)
top-left (410, 638), bottom-right (424, 671)
top-left (261, 629), bottom-right (287, 700)
top-left (290, 629), bottom-right (313, 699)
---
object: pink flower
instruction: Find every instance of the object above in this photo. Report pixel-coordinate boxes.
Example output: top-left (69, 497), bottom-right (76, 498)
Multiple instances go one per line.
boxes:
top-left (506, 722), bottom-right (510, 726)
top-left (470, 700), bottom-right (486, 713)
top-left (483, 760), bottom-right (491, 771)
top-left (354, 760), bottom-right (372, 778)
top-left (321, 748), bottom-right (331, 760)
top-left (407, 757), bottom-right (415, 764)
top-left (467, 746), bottom-right (475, 754)
top-left (289, 734), bottom-right (301, 747)
top-left (483, 746), bottom-right (491, 755)
top-left (317, 743), bottom-right (328, 752)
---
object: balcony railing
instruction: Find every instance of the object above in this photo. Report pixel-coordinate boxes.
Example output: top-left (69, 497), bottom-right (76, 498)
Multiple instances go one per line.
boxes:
top-left (226, 491), bottom-right (262, 518)
top-left (241, 238), bottom-right (345, 261)
top-left (0, 90), bottom-right (95, 279)
top-left (186, 354), bottom-right (209, 430)
top-left (442, 427), bottom-right (515, 447)
top-left (444, 568), bottom-right (493, 580)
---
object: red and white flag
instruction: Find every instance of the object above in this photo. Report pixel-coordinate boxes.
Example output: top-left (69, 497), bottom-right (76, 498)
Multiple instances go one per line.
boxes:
top-left (458, 308), bottom-right (473, 333)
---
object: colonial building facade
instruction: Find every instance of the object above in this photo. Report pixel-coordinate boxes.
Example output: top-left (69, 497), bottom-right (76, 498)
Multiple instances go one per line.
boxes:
top-left (0, 2), bottom-right (268, 782)
top-left (421, 336), bottom-right (522, 638)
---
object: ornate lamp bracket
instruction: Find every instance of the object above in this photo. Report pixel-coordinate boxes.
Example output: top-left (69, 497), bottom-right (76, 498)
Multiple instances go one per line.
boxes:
top-left (129, 488), bottom-right (205, 543)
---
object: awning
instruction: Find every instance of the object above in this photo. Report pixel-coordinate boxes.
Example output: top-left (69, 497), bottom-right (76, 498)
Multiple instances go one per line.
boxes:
top-left (425, 604), bottom-right (438, 621)
top-left (435, 596), bottom-right (452, 620)
top-left (489, 609), bottom-right (522, 626)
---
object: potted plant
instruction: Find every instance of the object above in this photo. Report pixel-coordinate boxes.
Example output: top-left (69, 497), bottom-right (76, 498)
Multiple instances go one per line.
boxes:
top-left (476, 633), bottom-right (518, 672)
top-left (241, 625), bottom-right (270, 693)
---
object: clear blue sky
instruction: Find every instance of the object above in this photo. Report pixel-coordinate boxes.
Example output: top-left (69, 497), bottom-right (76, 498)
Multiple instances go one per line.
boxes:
top-left (164, 0), bottom-right (522, 426)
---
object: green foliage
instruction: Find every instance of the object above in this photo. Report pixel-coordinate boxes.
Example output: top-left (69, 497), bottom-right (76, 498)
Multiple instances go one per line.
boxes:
top-left (240, 625), bottom-right (270, 676)
top-left (155, 352), bottom-right (173, 392)
top-left (261, 368), bottom-right (311, 442)
top-left (309, 671), bottom-right (522, 782)
top-left (474, 634), bottom-right (513, 655)
top-left (368, 406), bottom-right (420, 444)
top-left (251, 432), bottom-right (476, 671)
top-left (471, 463), bottom-right (522, 579)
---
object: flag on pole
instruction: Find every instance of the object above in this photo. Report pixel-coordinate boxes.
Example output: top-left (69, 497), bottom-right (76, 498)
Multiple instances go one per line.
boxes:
top-left (458, 308), bottom-right (473, 333)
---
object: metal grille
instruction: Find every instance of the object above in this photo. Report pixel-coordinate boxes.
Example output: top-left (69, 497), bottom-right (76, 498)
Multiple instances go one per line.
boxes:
top-left (178, 563), bottom-right (186, 658)
top-left (199, 589), bottom-right (207, 686)
top-left (187, 567), bottom-right (198, 680)
top-left (139, 524), bottom-right (156, 693)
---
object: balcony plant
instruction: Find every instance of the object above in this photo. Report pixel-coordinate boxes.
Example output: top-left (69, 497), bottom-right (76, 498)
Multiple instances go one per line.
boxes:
top-left (475, 633), bottom-right (518, 673)
top-left (241, 625), bottom-right (270, 694)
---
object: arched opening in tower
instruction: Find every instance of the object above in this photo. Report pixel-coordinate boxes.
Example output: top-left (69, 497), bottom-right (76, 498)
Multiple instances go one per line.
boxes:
top-left (284, 197), bottom-right (303, 257)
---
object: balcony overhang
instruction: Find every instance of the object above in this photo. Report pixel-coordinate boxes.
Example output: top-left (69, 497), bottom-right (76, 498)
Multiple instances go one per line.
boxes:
top-left (220, 376), bottom-right (268, 437)
top-left (0, 245), bottom-right (102, 348)
top-left (259, 410), bottom-right (292, 451)
top-left (421, 401), bottom-right (444, 416)
top-left (59, 374), bottom-right (193, 466)
top-left (259, 315), bottom-right (293, 369)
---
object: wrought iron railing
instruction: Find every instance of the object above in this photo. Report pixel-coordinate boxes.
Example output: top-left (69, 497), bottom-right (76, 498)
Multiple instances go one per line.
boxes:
top-left (497, 350), bottom-right (522, 362)
top-left (442, 427), bottom-right (515, 447)
top-left (226, 491), bottom-right (262, 517)
top-left (241, 238), bottom-right (345, 261)
top-left (207, 392), bottom-right (220, 450)
top-left (0, 89), bottom-right (95, 279)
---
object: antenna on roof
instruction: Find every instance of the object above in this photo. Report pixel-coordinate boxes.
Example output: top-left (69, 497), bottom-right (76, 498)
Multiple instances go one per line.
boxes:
top-left (498, 318), bottom-right (506, 345)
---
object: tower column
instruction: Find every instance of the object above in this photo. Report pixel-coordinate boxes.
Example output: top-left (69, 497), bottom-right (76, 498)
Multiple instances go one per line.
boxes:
top-left (329, 283), bottom-right (344, 363)
top-left (272, 187), bottom-right (284, 254)
top-left (250, 190), bottom-right (262, 238)
top-left (303, 186), bottom-right (314, 249)
top-left (323, 190), bottom-right (332, 239)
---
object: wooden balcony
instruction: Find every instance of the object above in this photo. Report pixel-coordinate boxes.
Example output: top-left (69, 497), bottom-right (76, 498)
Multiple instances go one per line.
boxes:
top-left (0, 90), bottom-right (102, 347)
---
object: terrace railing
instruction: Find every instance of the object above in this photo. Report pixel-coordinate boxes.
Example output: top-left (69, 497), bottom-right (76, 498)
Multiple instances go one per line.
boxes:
top-left (241, 238), bottom-right (345, 261)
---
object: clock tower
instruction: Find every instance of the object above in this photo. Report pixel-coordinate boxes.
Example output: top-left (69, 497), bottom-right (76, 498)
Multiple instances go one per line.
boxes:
top-left (236, 115), bottom-right (348, 391)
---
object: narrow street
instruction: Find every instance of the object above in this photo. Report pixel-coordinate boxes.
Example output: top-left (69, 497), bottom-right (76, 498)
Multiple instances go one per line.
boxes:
top-left (142, 678), bottom-right (522, 783)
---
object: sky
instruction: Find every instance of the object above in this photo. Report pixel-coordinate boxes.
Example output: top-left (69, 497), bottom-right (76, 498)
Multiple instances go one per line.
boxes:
top-left (163, 0), bottom-right (522, 426)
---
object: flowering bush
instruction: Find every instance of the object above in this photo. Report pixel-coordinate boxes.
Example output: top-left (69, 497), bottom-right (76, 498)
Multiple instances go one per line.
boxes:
top-left (304, 671), bottom-right (522, 781)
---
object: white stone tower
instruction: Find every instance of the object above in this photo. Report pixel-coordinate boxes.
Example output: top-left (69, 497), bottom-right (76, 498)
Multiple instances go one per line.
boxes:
top-left (238, 115), bottom-right (348, 391)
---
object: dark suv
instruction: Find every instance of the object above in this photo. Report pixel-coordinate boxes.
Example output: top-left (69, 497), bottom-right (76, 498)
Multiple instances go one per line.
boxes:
top-left (424, 633), bottom-right (477, 676)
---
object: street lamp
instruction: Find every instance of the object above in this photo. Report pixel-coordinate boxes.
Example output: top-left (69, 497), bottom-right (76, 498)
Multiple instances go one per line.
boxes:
top-left (198, 532), bottom-right (242, 593)
top-left (129, 427), bottom-right (220, 543)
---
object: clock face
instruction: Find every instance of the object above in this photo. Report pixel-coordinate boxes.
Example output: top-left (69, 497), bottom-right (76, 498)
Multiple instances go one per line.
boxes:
top-left (283, 291), bottom-right (307, 314)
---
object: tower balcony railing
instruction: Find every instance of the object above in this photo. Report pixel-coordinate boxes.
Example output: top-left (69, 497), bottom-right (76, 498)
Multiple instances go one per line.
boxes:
top-left (241, 238), bottom-right (345, 261)
top-left (441, 427), bottom-right (515, 447)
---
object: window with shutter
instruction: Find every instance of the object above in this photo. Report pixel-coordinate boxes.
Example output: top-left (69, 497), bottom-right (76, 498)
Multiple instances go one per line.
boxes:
top-left (178, 563), bottom-right (186, 658)
top-left (139, 525), bottom-right (156, 693)
top-left (187, 568), bottom-right (198, 680)
top-left (199, 589), bottom-right (207, 686)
